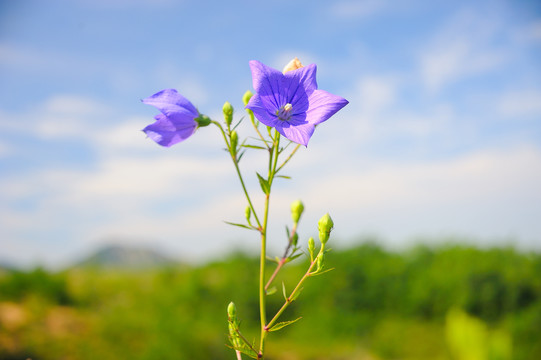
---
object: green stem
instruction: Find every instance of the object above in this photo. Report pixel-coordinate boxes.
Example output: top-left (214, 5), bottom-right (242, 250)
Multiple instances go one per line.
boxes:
top-left (212, 121), bottom-right (262, 229)
top-left (265, 223), bottom-right (297, 291)
top-left (258, 131), bottom-right (281, 358)
top-left (276, 143), bottom-right (301, 173)
top-left (265, 244), bottom-right (325, 331)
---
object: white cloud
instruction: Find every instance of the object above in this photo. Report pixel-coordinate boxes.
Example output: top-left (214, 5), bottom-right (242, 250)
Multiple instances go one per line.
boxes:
top-left (498, 90), bottom-right (541, 118)
top-left (356, 76), bottom-right (396, 115)
top-left (419, 9), bottom-right (508, 92)
top-left (292, 144), bottom-right (541, 247)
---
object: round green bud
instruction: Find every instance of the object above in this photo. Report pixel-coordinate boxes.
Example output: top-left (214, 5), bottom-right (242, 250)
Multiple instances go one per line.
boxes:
top-left (223, 101), bottom-right (234, 126)
top-left (195, 114), bottom-right (211, 127)
top-left (290, 199), bottom-right (304, 224)
top-left (227, 301), bottom-right (237, 320)
top-left (318, 213), bottom-right (334, 244)
top-left (242, 90), bottom-right (253, 106)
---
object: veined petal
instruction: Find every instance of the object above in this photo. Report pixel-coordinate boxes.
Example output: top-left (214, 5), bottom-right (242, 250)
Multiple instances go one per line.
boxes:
top-left (283, 63), bottom-right (318, 100)
top-left (249, 60), bottom-right (287, 109)
top-left (143, 114), bottom-right (196, 147)
top-left (142, 89), bottom-right (198, 119)
top-left (246, 93), bottom-right (280, 128)
top-left (306, 90), bottom-right (349, 125)
top-left (277, 122), bottom-right (315, 147)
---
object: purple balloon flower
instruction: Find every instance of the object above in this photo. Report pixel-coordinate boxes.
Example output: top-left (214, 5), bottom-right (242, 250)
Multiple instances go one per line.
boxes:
top-left (142, 89), bottom-right (199, 147)
top-left (245, 60), bottom-right (348, 146)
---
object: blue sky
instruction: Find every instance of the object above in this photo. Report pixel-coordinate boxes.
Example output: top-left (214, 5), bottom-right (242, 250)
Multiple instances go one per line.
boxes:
top-left (1, 0), bottom-right (540, 268)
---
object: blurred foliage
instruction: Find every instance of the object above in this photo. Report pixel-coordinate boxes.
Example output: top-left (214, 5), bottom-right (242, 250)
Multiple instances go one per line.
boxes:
top-left (0, 242), bottom-right (540, 359)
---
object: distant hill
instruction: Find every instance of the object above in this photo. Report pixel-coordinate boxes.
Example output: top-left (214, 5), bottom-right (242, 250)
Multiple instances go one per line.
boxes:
top-left (0, 260), bottom-right (17, 273)
top-left (74, 244), bottom-right (177, 269)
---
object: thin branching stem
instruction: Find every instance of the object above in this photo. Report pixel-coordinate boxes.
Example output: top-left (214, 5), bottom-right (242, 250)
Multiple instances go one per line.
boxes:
top-left (276, 143), bottom-right (301, 173)
top-left (248, 111), bottom-right (269, 149)
top-left (265, 223), bottom-right (298, 291)
top-left (265, 244), bottom-right (326, 332)
top-left (212, 121), bottom-right (262, 229)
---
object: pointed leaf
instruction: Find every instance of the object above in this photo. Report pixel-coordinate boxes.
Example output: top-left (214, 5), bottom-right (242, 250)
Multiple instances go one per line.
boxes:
top-left (268, 317), bottom-right (302, 332)
top-left (256, 173), bottom-right (270, 195)
top-left (291, 287), bottom-right (303, 302)
top-left (288, 253), bottom-right (303, 261)
top-left (282, 281), bottom-right (287, 301)
top-left (237, 151), bottom-right (245, 162)
top-left (242, 144), bottom-right (267, 150)
top-left (266, 286), bottom-right (277, 296)
top-left (224, 221), bottom-right (256, 231)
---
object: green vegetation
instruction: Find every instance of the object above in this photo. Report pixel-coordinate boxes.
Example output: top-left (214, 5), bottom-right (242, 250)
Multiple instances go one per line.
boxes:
top-left (0, 242), bottom-right (540, 360)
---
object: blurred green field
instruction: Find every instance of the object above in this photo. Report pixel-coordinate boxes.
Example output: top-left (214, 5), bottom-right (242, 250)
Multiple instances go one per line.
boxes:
top-left (1, 241), bottom-right (540, 360)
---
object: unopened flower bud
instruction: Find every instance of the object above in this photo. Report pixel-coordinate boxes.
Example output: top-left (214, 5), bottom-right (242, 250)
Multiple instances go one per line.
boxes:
top-left (227, 301), bottom-right (237, 320)
top-left (195, 114), bottom-right (211, 127)
top-left (290, 200), bottom-right (304, 224)
top-left (283, 57), bottom-right (304, 73)
top-left (317, 252), bottom-right (325, 271)
top-left (245, 206), bottom-right (251, 221)
top-left (308, 237), bottom-right (315, 255)
top-left (242, 90), bottom-right (253, 106)
top-left (318, 213), bottom-right (334, 244)
top-left (223, 101), bottom-right (233, 126)
top-left (230, 130), bottom-right (238, 153)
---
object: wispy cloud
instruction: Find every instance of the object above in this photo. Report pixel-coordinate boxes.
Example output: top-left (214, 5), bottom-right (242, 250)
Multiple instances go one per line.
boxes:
top-left (419, 9), bottom-right (508, 92)
top-left (498, 90), bottom-right (541, 118)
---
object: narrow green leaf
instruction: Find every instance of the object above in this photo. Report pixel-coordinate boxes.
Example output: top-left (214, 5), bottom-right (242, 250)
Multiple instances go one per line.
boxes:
top-left (268, 317), bottom-right (302, 332)
top-left (266, 286), bottom-right (277, 296)
top-left (224, 221), bottom-right (256, 231)
top-left (282, 281), bottom-right (287, 301)
top-left (256, 173), bottom-right (270, 195)
top-left (288, 253), bottom-right (303, 261)
top-left (291, 287), bottom-right (303, 302)
top-left (237, 151), bottom-right (245, 162)
top-left (311, 267), bottom-right (335, 276)
top-left (276, 175), bottom-right (292, 179)
top-left (242, 144), bottom-right (267, 150)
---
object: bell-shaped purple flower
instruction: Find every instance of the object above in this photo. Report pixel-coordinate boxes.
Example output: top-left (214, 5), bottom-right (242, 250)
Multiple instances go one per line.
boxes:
top-left (245, 60), bottom-right (348, 146)
top-left (142, 89), bottom-right (199, 147)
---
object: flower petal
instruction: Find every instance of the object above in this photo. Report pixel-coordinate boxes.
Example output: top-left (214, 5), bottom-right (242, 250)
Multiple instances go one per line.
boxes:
top-left (142, 89), bottom-right (198, 119)
top-left (283, 63), bottom-right (318, 99)
top-left (306, 89), bottom-right (349, 125)
top-left (246, 93), bottom-right (280, 128)
top-left (249, 60), bottom-right (287, 109)
top-left (276, 122), bottom-right (315, 147)
top-left (143, 114), bottom-right (196, 147)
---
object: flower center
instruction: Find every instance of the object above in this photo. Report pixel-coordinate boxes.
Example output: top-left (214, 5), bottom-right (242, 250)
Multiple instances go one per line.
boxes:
top-left (276, 103), bottom-right (293, 121)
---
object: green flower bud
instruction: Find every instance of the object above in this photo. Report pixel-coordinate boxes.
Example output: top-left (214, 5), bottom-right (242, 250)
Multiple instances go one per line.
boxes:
top-left (223, 101), bottom-right (233, 126)
top-left (317, 252), bottom-right (325, 272)
top-left (245, 205), bottom-right (251, 222)
top-left (195, 114), bottom-right (211, 127)
top-left (318, 213), bottom-right (334, 244)
top-left (230, 130), bottom-right (238, 154)
top-left (227, 301), bottom-right (237, 320)
top-left (308, 237), bottom-right (315, 256)
top-left (242, 90), bottom-right (253, 106)
top-left (290, 199), bottom-right (304, 224)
